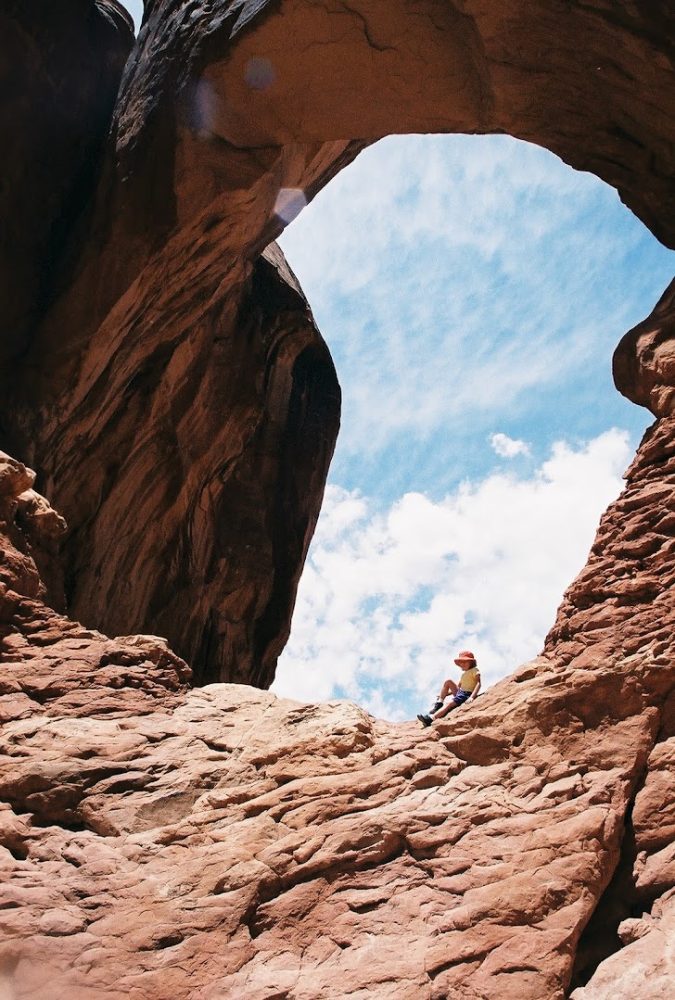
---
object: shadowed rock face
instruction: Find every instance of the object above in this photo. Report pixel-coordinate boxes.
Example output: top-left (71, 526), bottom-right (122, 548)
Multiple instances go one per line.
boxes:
top-left (614, 278), bottom-right (675, 419)
top-left (0, 441), bottom-right (673, 998)
top-left (0, 0), bottom-right (134, 362)
top-left (0, 2), bottom-right (675, 996)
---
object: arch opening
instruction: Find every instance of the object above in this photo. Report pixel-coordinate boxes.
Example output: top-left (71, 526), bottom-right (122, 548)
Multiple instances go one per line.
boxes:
top-left (270, 133), bottom-right (675, 720)
top-left (9, 0), bottom-right (675, 695)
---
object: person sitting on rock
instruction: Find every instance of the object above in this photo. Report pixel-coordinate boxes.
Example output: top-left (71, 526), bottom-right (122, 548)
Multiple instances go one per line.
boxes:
top-left (417, 650), bottom-right (481, 727)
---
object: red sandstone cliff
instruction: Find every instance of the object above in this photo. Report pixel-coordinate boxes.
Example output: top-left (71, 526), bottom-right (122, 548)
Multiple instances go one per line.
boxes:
top-left (1, 1), bottom-right (674, 997)
top-left (3, 0), bottom-right (675, 686)
top-left (1, 428), bottom-right (674, 997)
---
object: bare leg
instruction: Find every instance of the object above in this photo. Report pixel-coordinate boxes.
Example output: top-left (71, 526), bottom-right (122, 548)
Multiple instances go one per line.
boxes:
top-left (419, 679), bottom-right (459, 725)
top-left (433, 698), bottom-right (459, 720)
top-left (438, 679), bottom-right (458, 701)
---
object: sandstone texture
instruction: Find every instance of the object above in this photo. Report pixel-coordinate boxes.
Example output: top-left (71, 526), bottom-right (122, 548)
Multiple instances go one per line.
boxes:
top-left (614, 278), bottom-right (675, 419)
top-left (0, 441), bottom-right (673, 997)
top-left (1, 2), bottom-right (675, 999)
top-left (0, 446), bottom-right (671, 997)
top-left (0, 0), bottom-right (134, 361)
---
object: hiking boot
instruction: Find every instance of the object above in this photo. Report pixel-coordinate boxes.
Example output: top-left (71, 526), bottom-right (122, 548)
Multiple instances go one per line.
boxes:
top-left (431, 700), bottom-right (443, 713)
top-left (417, 714), bottom-right (432, 727)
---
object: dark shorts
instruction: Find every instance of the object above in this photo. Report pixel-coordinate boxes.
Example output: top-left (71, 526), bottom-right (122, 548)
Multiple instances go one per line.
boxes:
top-left (452, 689), bottom-right (471, 705)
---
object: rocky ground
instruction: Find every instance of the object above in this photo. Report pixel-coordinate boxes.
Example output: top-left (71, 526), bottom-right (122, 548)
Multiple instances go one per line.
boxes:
top-left (1, 441), bottom-right (674, 998)
top-left (2, 2), bottom-right (674, 997)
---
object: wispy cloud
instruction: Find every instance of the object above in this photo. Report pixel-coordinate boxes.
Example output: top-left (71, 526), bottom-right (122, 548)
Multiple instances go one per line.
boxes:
top-left (273, 135), bottom-right (672, 719)
top-left (490, 433), bottom-right (530, 458)
top-left (272, 430), bottom-right (633, 720)
top-left (280, 135), bottom-right (672, 492)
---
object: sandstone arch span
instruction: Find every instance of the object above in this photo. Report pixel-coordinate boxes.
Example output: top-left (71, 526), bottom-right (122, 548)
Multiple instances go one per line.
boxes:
top-left (2, 5), bottom-right (675, 998)
top-left (2, 0), bottom-right (674, 687)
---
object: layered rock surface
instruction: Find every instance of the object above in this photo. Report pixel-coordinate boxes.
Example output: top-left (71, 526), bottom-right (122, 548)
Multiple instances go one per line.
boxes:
top-left (0, 432), bottom-right (674, 997)
top-left (1, 2), bottom-right (675, 998)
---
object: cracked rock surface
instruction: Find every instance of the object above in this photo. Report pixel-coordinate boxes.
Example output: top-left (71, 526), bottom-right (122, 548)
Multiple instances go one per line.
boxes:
top-left (1, 2), bottom-right (675, 998)
top-left (2, 0), bottom-right (675, 685)
top-left (0, 442), bottom-right (674, 997)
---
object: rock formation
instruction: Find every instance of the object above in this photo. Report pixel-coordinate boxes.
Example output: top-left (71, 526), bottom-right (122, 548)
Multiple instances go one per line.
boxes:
top-left (0, 1), bottom-right (674, 998)
top-left (0, 0), bottom-right (134, 362)
top-left (2, 0), bottom-right (675, 684)
top-left (1, 434), bottom-right (674, 997)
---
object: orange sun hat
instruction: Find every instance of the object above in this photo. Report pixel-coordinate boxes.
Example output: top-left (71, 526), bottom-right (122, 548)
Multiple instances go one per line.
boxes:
top-left (454, 650), bottom-right (476, 665)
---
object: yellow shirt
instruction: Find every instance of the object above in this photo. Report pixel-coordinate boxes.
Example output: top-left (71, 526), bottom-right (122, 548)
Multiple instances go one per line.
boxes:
top-left (459, 666), bottom-right (480, 692)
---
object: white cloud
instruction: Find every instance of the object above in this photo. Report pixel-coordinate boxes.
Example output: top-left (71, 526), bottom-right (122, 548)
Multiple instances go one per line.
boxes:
top-left (271, 134), bottom-right (669, 718)
top-left (272, 429), bottom-right (632, 720)
top-left (490, 433), bottom-right (531, 458)
top-left (279, 134), bottom-right (669, 473)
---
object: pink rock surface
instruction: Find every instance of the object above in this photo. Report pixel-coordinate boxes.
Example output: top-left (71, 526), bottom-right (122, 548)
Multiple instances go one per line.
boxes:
top-left (0, 443), bottom-right (674, 998)
top-left (1, 3), bottom-right (675, 998)
top-left (0, 662), bottom-right (658, 999)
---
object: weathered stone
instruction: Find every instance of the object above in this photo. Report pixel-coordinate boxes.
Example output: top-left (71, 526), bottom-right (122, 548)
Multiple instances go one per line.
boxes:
top-left (571, 891), bottom-right (675, 1000)
top-left (0, 428), bottom-right (673, 997)
top-left (3, 0), bottom-right (675, 685)
top-left (0, 619), bottom-right (667, 999)
top-left (1, 2), bottom-right (675, 997)
top-left (0, 0), bottom-right (134, 361)
top-left (0, 453), bottom-right (65, 610)
top-left (614, 279), bottom-right (675, 417)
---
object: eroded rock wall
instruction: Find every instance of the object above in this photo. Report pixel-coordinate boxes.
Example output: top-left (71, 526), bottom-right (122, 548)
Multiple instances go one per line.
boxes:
top-left (2, 0), bottom-right (675, 684)
top-left (0, 442), bottom-right (672, 997)
top-left (0, 0), bottom-right (134, 362)
top-left (33, 244), bottom-right (339, 689)
top-left (0, 2), bottom-right (674, 997)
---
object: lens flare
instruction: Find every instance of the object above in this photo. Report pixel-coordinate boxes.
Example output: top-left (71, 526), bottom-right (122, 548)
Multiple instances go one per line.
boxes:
top-left (245, 57), bottom-right (276, 91)
top-left (274, 188), bottom-right (307, 225)
top-left (191, 78), bottom-right (219, 137)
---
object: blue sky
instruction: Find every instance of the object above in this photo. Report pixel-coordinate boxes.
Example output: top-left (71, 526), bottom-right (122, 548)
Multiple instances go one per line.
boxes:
top-left (124, 3), bottom-right (674, 720)
top-left (126, 1), bottom-right (143, 30)
top-left (276, 135), bottom-right (668, 503)
top-left (270, 135), bottom-right (673, 720)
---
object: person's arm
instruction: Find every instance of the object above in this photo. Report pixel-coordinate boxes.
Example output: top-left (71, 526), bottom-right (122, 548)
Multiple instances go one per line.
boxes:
top-left (468, 675), bottom-right (481, 701)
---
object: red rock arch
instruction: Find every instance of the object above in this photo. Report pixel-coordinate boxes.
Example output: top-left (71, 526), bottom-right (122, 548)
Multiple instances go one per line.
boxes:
top-left (4, 0), bottom-right (674, 686)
